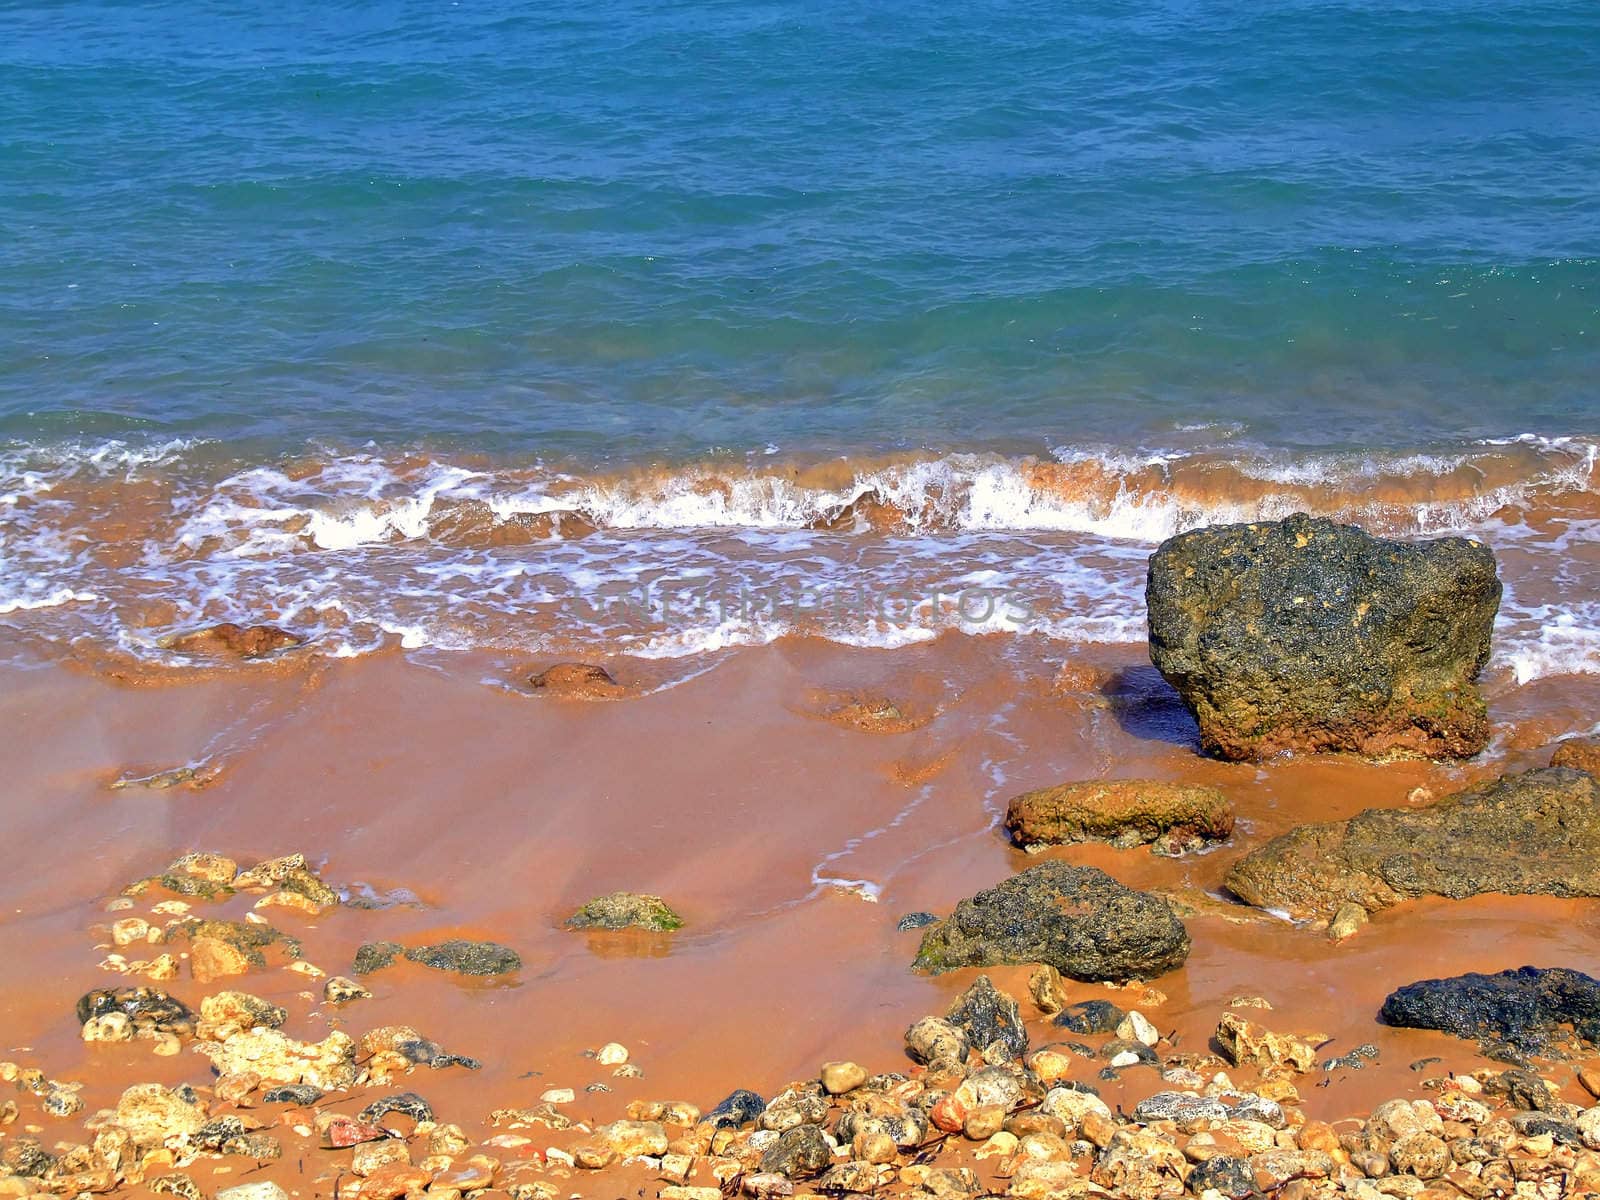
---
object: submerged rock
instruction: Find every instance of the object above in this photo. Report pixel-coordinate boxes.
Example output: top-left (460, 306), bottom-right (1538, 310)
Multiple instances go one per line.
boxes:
top-left (162, 623), bottom-right (303, 659)
top-left (353, 938), bottom-right (521, 977)
top-left (566, 892), bottom-right (683, 932)
top-left (1146, 513), bottom-right (1500, 760)
top-left (1054, 999), bottom-right (1124, 1036)
top-left (1226, 767), bottom-right (1600, 921)
top-left (1380, 966), bottom-right (1600, 1056)
top-left (1004, 779), bottom-right (1233, 855)
top-left (911, 862), bottom-right (1190, 982)
top-left (529, 662), bottom-right (625, 699)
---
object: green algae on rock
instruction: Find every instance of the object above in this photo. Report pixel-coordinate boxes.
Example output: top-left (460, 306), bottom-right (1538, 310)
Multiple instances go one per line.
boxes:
top-left (566, 892), bottom-right (684, 932)
top-left (1003, 778), bottom-right (1233, 856)
top-left (1146, 513), bottom-right (1500, 761)
top-left (353, 939), bottom-right (522, 977)
top-left (912, 862), bottom-right (1190, 982)
top-left (1226, 767), bottom-right (1600, 922)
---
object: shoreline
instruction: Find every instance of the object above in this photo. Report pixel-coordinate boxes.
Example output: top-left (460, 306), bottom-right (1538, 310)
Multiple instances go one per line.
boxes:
top-left (4, 632), bottom-right (1600, 1195)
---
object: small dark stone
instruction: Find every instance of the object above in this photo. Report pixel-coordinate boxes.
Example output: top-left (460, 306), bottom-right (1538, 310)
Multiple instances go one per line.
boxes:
top-left (706, 1088), bottom-right (765, 1129)
top-left (1323, 1044), bottom-right (1380, 1072)
top-left (193, 1117), bottom-right (248, 1150)
top-left (1054, 999), bottom-right (1124, 1035)
top-left (262, 1084), bottom-right (323, 1106)
top-left (1510, 1112), bottom-right (1581, 1146)
top-left (1409, 1057), bottom-right (1442, 1072)
top-left (759, 1123), bottom-right (831, 1178)
top-left (426, 1052), bottom-right (482, 1070)
top-left (358, 1092), bottom-right (435, 1125)
top-left (946, 975), bottom-right (1028, 1059)
top-left (1187, 1155), bottom-right (1257, 1199)
top-left (897, 912), bottom-right (939, 931)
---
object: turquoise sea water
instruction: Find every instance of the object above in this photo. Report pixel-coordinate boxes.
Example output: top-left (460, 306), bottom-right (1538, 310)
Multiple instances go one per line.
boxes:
top-left (4, 1), bottom-right (1598, 457)
top-left (3, 2), bottom-right (1600, 674)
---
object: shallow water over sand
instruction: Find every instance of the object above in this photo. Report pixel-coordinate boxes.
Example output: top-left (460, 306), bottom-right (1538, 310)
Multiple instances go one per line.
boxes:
top-left (5, 633), bottom-right (1600, 1195)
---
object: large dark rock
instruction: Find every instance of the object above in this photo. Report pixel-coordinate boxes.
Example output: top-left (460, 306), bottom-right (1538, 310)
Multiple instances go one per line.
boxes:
top-left (353, 939), bottom-right (521, 977)
top-left (1146, 513), bottom-right (1500, 760)
top-left (912, 862), bottom-right (1190, 982)
top-left (1004, 779), bottom-right (1233, 856)
top-left (1226, 767), bottom-right (1600, 921)
top-left (1380, 966), bottom-right (1600, 1057)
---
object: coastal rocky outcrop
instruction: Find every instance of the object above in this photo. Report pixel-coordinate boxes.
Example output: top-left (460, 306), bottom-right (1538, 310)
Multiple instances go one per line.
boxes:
top-left (1380, 966), bottom-right (1600, 1057)
top-left (1146, 513), bottom-right (1501, 760)
top-left (1003, 779), bottom-right (1233, 856)
top-left (911, 862), bottom-right (1190, 981)
top-left (1225, 767), bottom-right (1600, 921)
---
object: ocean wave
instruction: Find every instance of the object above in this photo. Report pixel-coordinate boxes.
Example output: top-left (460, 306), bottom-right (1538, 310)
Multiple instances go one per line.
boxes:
top-left (0, 435), bottom-right (1597, 676)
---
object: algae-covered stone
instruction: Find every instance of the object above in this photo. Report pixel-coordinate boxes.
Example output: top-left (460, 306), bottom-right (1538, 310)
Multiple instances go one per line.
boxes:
top-left (566, 892), bottom-right (683, 932)
top-left (1004, 779), bottom-right (1234, 855)
top-left (1552, 737), bottom-right (1600, 777)
top-left (1226, 767), bottom-right (1600, 921)
top-left (405, 939), bottom-right (521, 975)
top-left (912, 862), bottom-right (1189, 982)
top-left (354, 939), bottom-right (521, 977)
top-left (1380, 966), bottom-right (1600, 1056)
top-left (1146, 513), bottom-right (1500, 760)
top-left (945, 975), bottom-right (1027, 1060)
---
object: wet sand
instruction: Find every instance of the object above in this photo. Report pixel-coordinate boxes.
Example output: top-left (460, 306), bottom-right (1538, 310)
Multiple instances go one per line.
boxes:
top-left (5, 632), bottom-right (1600, 1193)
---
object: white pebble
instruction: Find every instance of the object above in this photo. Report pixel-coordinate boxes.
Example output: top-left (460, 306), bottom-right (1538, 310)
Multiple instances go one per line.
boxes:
top-left (541, 1088), bottom-right (575, 1104)
top-left (597, 1042), bottom-right (629, 1066)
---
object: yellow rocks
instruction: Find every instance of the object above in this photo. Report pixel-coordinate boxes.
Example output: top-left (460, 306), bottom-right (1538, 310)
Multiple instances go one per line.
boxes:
top-left (201, 1028), bottom-right (357, 1091)
top-left (113, 1083), bottom-right (206, 1148)
top-left (1215, 1012), bottom-right (1323, 1073)
top-left (820, 1061), bottom-right (867, 1095)
top-left (190, 936), bottom-right (252, 984)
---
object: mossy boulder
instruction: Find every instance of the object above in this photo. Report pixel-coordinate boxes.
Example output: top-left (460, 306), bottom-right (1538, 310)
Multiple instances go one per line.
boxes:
top-left (566, 892), bottom-right (683, 932)
top-left (1226, 767), bottom-right (1600, 922)
top-left (912, 862), bottom-right (1190, 982)
top-left (1004, 779), bottom-right (1233, 856)
top-left (1146, 513), bottom-right (1500, 760)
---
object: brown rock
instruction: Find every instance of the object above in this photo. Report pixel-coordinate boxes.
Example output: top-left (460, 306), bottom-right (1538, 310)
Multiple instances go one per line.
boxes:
top-left (1215, 1012), bottom-right (1322, 1073)
top-left (163, 623), bottom-right (302, 659)
top-left (1005, 779), bottom-right (1233, 855)
top-left (190, 937), bottom-right (253, 984)
top-left (529, 662), bottom-right (625, 700)
top-left (1553, 737), bottom-right (1600, 776)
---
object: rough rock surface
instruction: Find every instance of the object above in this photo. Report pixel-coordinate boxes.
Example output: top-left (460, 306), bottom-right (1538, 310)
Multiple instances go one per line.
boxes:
top-left (1380, 966), bottom-right (1600, 1056)
top-left (912, 862), bottom-right (1190, 982)
top-left (1226, 767), bottom-right (1600, 920)
top-left (353, 939), bottom-right (522, 977)
top-left (945, 976), bottom-right (1028, 1060)
top-left (566, 892), bottom-right (683, 932)
top-left (1004, 779), bottom-right (1233, 855)
top-left (1146, 513), bottom-right (1500, 760)
top-left (162, 623), bottom-right (303, 659)
top-left (1552, 737), bottom-right (1600, 776)
top-left (529, 663), bottom-right (625, 699)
